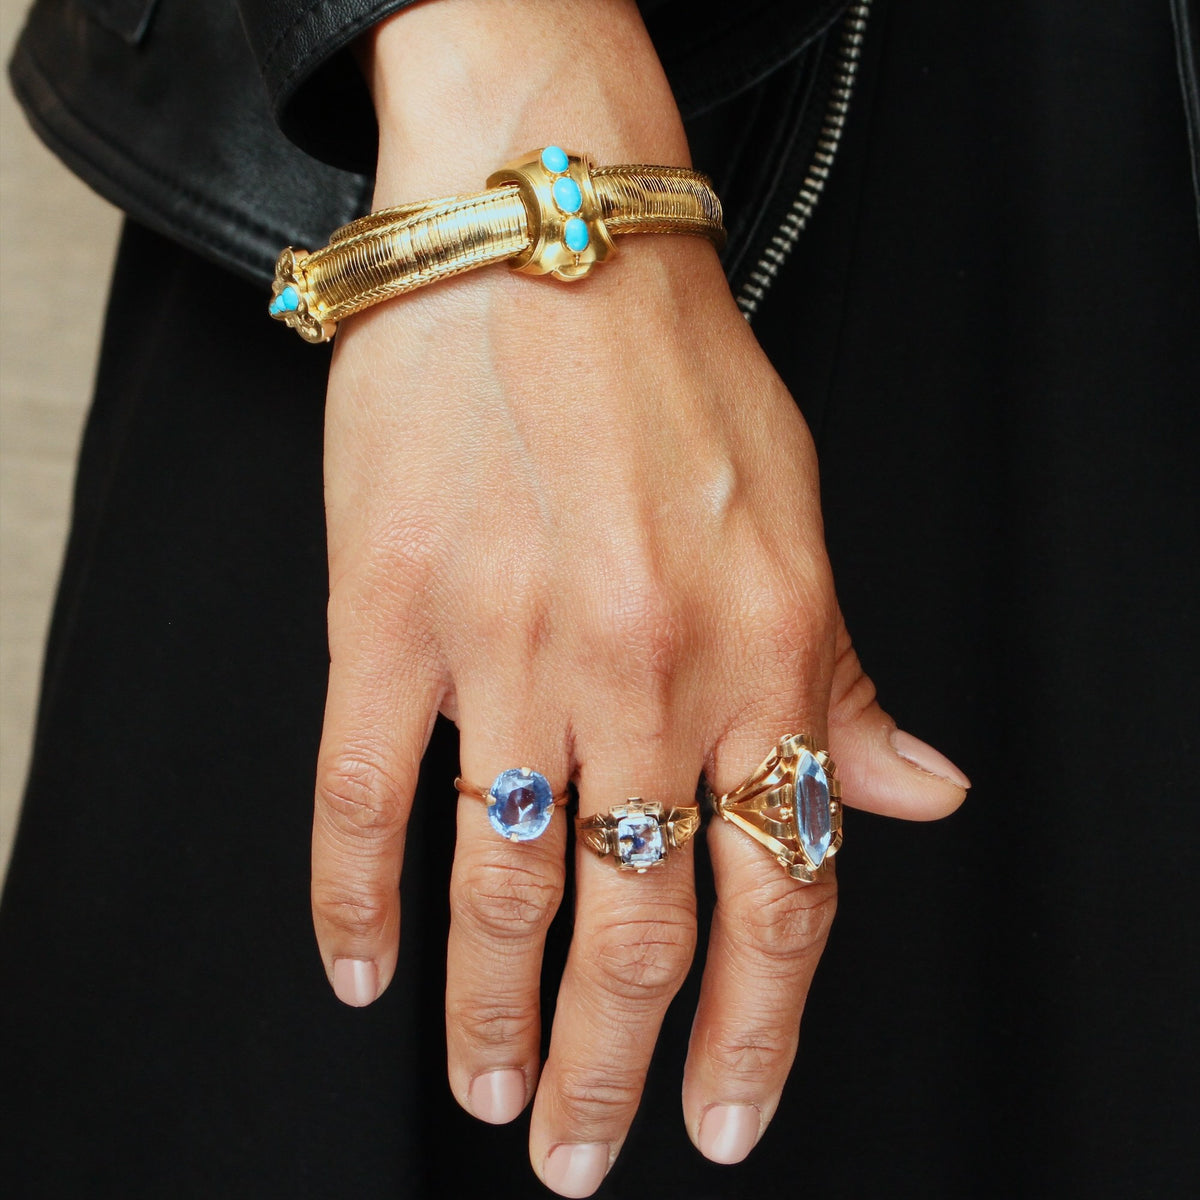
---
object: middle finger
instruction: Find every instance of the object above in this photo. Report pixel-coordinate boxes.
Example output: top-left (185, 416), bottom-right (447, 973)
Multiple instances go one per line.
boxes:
top-left (529, 723), bottom-right (703, 1198)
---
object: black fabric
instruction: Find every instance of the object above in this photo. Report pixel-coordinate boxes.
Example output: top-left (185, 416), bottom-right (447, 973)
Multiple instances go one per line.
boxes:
top-left (3, 2), bottom-right (1200, 1197)
top-left (1172, 0), bottom-right (1200, 232)
top-left (8, 0), bottom-right (373, 284)
top-left (235, 0), bottom-right (413, 171)
top-left (8, 0), bottom-right (848, 284)
top-left (77, 0), bottom-right (158, 42)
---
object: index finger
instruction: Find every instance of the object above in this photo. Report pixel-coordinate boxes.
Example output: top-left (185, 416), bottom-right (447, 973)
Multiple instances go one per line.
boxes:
top-left (311, 587), bottom-right (441, 1006)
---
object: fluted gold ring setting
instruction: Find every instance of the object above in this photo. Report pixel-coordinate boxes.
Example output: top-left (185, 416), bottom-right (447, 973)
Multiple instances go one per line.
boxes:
top-left (709, 734), bottom-right (842, 884)
top-left (577, 801), bottom-right (701, 872)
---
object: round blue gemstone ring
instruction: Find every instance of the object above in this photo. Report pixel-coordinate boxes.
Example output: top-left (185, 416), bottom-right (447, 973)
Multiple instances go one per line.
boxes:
top-left (454, 768), bottom-right (569, 842)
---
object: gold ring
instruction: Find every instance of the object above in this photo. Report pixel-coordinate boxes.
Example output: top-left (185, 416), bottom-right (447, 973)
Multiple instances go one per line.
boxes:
top-left (454, 768), bottom-right (569, 843)
top-left (708, 733), bottom-right (842, 883)
top-left (576, 800), bottom-right (701, 872)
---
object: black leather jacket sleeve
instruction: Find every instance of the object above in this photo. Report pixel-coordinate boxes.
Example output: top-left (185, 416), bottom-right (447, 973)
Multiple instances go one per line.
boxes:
top-left (7, 0), bottom-right (852, 287)
top-left (234, 0), bottom-right (416, 171)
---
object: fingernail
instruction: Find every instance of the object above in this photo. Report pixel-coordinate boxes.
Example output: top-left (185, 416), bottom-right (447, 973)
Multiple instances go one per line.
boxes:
top-left (889, 729), bottom-right (972, 789)
top-left (468, 1068), bottom-right (526, 1124)
top-left (542, 1143), bottom-right (609, 1198)
top-left (698, 1103), bottom-right (761, 1164)
top-left (332, 957), bottom-right (378, 1007)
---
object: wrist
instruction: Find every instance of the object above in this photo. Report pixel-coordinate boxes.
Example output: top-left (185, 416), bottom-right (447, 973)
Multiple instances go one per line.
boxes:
top-left (360, 0), bottom-right (690, 204)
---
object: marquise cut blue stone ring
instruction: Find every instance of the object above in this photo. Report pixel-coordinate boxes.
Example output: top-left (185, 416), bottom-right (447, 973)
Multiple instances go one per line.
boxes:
top-left (454, 768), bottom-right (569, 843)
top-left (708, 734), bottom-right (843, 884)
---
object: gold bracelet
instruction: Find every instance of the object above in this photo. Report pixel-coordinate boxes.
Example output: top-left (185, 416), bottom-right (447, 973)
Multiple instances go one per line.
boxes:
top-left (267, 145), bottom-right (725, 343)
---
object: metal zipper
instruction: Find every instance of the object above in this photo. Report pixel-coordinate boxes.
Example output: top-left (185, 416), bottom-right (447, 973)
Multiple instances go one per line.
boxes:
top-left (735, 0), bottom-right (872, 319)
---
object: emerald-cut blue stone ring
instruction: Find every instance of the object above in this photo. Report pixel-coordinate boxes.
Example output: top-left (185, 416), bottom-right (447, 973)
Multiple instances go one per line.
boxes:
top-left (576, 801), bottom-right (701, 873)
top-left (708, 734), bottom-right (842, 884)
top-left (454, 768), bottom-right (569, 843)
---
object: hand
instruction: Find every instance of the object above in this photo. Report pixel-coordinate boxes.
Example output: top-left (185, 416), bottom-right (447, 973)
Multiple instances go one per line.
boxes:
top-left (310, 3), bottom-right (969, 1196)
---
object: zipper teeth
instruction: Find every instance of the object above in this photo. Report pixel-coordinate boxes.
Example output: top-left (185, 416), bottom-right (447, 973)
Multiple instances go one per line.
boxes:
top-left (736, 0), bottom-right (872, 319)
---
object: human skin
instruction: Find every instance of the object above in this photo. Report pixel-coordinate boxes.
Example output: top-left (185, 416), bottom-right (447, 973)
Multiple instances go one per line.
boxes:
top-left (310, 1), bottom-right (970, 1196)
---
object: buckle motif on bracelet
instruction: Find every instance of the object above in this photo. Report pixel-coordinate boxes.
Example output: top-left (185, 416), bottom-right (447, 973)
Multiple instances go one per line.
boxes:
top-left (267, 146), bottom-right (725, 343)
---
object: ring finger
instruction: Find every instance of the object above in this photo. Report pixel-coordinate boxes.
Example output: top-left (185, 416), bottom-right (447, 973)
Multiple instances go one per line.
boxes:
top-left (446, 679), bottom-right (572, 1125)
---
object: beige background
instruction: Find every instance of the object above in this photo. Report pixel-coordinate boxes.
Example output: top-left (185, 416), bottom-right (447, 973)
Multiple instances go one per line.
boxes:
top-left (0, 4), bottom-right (122, 884)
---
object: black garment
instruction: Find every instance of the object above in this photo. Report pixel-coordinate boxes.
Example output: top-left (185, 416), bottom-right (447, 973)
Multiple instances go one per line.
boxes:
top-left (7, 0), bottom-right (852, 284)
top-left (3, 2), bottom-right (1200, 1198)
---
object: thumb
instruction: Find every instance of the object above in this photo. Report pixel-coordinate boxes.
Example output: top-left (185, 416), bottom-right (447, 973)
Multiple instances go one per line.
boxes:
top-left (826, 610), bottom-right (970, 821)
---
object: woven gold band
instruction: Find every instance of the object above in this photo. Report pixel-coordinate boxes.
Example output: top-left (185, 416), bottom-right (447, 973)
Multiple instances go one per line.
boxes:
top-left (267, 147), bottom-right (725, 343)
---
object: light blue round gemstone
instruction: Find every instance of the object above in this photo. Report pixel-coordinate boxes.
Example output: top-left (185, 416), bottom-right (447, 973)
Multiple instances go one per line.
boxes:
top-left (278, 285), bottom-right (300, 312)
top-left (540, 145), bottom-right (570, 174)
top-left (487, 768), bottom-right (556, 842)
top-left (794, 749), bottom-right (832, 867)
top-left (563, 217), bottom-right (590, 253)
top-left (552, 176), bottom-right (583, 214)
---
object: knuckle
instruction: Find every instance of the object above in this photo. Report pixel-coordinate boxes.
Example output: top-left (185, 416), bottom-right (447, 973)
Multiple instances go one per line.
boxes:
top-left (311, 878), bottom-right (394, 940)
top-left (755, 576), bottom-right (834, 663)
top-left (522, 592), bottom-right (554, 658)
top-left (732, 879), bottom-right (837, 964)
top-left (356, 514), bottom-right (443, 586)
top-left (453, 859), bottom-right (564, 940)
top-left (582, 908), bottom-right (697, 1005)
top-left (553, 1065), bottom-right (644, 1133)
top-left (316, 749), bottom-right (409, 843)
top-left (730, 552), bottom-right (834, 683)
top-left (591, 570), bottom-right (689, 682)
top-left (465, 568), bottom-right (554, 657)
top-left (704, 1023), bottom-right (796, 1082)
top-left (327, 521), bottom-right (441, 632)
top-left (447, 995), bottom-right (540, 1051)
